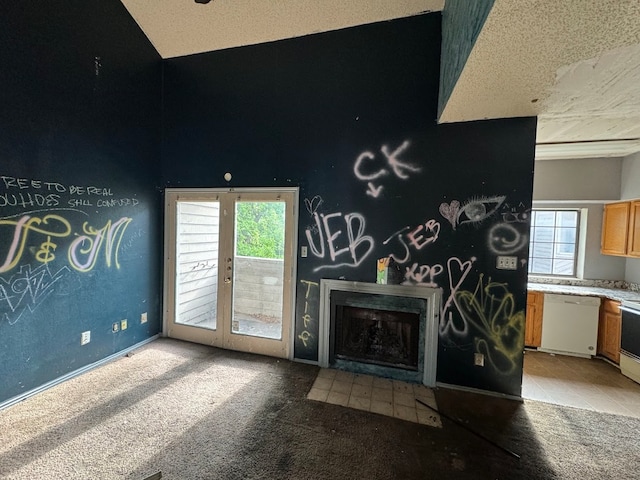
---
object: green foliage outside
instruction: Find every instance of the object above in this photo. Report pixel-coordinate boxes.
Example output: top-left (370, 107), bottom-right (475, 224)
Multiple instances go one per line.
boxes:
top-left (235, 202), bottom-right (285, 259)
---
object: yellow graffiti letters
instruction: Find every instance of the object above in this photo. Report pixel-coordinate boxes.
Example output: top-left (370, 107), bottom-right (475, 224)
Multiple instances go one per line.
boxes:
top-left (68, 217), bottom-right (132, 272)
top-left (0, 215), bottom-right (71, 273)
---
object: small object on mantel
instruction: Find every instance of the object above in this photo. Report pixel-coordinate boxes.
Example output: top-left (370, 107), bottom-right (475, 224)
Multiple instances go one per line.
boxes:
top-left (376, 256), bottom-right (402, 285)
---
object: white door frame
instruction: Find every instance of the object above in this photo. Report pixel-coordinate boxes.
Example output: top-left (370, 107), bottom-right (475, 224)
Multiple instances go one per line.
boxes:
top-left (163, 187), bottom-right (299, 360)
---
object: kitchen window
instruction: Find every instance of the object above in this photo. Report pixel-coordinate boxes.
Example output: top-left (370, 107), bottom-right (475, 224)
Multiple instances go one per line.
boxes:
top-left (528, 209), bottom-right (580, 277)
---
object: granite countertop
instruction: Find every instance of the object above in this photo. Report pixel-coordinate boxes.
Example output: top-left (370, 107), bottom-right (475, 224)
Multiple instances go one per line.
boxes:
top-left (527, 282), bottom-right (640, 303)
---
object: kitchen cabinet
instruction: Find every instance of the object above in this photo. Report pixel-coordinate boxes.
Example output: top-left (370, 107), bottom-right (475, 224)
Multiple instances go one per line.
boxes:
top-left (601, 200), bottom-right (640, 257)
top-left (598, 298), bottom-right (621, 364)
top-left (525, 291), bottom-right (543, 348)
top-left (627, 200), bottom-right (640, 257)
top-left (601, 201), bottom-right (630, 256)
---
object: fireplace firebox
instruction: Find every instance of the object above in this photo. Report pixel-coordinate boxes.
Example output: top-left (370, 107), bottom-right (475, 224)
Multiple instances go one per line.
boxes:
top-left (333, 301), bottom-right (420, 370)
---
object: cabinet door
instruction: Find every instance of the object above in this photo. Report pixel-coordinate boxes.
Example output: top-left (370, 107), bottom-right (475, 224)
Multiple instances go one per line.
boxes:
top-left (599, 299), bottom-right (621, 364)
top-left (627, 201), bottom-right (640, 257)
top-left (525, 292), bottom-right (543, 347)
top-left (601, 202), bottom-right (630, 256)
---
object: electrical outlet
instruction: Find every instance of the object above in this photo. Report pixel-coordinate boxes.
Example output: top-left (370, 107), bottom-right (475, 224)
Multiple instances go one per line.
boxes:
top-left (81, 331), bottom-right (91, 345)
top-left (474, 353), bottom-right (485, 367)
top-left (112, 322), bottom-right (120, 333)
top-left (121, 319), bottom-right (128, 330)
top-left (496, 255), bottom-right (518, 270)
top-left (141, 312), bottom-right (148, 324)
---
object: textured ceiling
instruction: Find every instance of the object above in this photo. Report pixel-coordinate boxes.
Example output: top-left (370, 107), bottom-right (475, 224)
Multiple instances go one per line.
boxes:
top-left (120, 0), bottom-right (444, 59)
top-left (120, 0), bottom-right (640, 159)
top-left (439, 0), bottom-right (640, 158)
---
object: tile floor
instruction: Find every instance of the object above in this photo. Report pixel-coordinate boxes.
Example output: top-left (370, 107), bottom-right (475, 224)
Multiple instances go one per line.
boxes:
top-left (307, 369), bottom-right (442, 428)
top-left (522, 349), bottom-right (640, 418)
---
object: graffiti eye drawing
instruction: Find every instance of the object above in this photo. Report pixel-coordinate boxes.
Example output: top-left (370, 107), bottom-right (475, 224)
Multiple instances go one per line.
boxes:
top-left (457, 195), bottom-right (506, 226)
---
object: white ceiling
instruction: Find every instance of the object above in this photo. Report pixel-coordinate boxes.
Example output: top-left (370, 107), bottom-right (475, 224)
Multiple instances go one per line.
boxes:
top-left (120, 0), bottom-right (640, 160)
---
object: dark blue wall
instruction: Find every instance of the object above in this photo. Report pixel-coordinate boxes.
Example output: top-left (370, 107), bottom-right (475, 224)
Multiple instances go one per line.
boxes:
top-left (0, 1), bottom-right (163, 404)
top-left (162, 14), bottom-right (536, 396)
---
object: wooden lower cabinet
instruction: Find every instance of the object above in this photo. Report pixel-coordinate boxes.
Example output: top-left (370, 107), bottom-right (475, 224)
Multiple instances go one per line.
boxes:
top-left (525, 291), bottom-right (543, 347)
top-left (598, 299), bottom-right (622, 364)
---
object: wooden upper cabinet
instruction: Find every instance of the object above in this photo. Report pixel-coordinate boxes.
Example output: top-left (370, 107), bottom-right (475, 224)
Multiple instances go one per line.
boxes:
top-left (627, 200), bottom-right (640, 257)
top-left (601, 201), bottom-right (630, 256)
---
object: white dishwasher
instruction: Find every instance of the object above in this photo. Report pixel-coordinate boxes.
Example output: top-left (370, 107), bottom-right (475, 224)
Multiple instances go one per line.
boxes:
top-left (540, 293), bottom-right (601, 357)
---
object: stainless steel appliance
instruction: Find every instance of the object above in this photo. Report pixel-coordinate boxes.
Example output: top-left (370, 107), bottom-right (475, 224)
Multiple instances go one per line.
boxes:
top-left (620, 300), bottom-right (640, 384)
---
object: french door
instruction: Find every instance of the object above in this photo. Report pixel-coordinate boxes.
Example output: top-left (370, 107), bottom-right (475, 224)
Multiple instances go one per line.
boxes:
top-left (164, 188), bottom-right (297, 358)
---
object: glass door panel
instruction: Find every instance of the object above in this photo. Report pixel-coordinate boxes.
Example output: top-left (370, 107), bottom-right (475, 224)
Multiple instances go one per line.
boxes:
top-left (231, 201), bottom-right (286, 340)
top-left (175, 201), bottom-right (220, 330)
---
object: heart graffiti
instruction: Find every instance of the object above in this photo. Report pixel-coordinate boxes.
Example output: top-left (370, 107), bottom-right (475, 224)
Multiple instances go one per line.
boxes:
top-left (439, 200), bottom-right (460, 229)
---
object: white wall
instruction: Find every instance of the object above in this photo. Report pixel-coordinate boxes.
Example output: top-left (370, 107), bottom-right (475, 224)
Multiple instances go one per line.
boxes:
top-left (622, 152), bottom-right (640, 284)
top-left (532, 157), bottom-right (625, 281)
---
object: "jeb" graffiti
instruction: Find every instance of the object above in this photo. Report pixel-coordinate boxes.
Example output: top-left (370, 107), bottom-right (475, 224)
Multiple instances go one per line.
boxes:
top-left (305, 211), bottom-right (374, 272)
top-left (383, 219), bottom-right (440, 264)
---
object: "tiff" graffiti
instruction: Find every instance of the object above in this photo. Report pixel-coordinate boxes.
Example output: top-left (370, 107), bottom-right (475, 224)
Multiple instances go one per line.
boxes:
top-left (298, 279), bottom-right (319, 349)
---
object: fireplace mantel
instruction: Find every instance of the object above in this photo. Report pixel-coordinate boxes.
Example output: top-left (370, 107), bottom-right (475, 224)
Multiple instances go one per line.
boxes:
top-left (318, 280), bottom-right (441, 386)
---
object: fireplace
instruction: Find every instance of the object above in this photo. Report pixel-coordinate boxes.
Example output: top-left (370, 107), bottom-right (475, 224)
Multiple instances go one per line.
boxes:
top-left (319, 280), bottom-right (440, 386)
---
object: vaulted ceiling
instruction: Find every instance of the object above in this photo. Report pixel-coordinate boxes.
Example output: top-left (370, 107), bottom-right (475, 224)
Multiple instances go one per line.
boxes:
top-left (120, 0), bottom-right (640, 159)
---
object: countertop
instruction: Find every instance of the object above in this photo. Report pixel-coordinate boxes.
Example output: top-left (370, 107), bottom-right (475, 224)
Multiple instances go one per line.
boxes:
top-left (528, 282), bottom-right (640, 303)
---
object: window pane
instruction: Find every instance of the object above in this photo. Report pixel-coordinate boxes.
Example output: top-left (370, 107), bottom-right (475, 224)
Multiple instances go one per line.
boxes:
top-left (555, 227), bottom-right (576, 244)
top-left (533, 227), bottom-right (554, 242)
top-left (534, 211), bottom-right (556, 226)
top-left (529, 257), bottom-right (552, 274)
top-left (552, 259), bottom-right (574, 275)
top-left (557, 211), bottom-right (577, 227)
top-left (555, 242), bottom-right (575, 256)
top-left (532, 242), bottom-right (553, 257)
top-left (528, 209), bottom-right (579, 277)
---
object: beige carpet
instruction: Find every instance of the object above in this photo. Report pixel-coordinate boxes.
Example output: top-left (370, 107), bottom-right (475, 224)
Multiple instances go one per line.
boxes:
top-left (2, 338), bottom-right (640, 479)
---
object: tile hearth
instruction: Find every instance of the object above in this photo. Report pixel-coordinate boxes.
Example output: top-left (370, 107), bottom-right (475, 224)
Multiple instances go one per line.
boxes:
top-left (307, 368), bottom-right (442, 428)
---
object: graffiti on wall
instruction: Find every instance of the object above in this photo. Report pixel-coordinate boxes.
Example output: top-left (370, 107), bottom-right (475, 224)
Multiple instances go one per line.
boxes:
top-left (353, 140), bottom-right (421, 198)
top-left (298, 279), bottom-right (319, 349)
top-left (303, 157), bottom-right (529, 374)
top-left (0, 174), bottom-right (139, 326)
top-left (0, 214), bottom-right (132, 274)
top-left (439, 195), bottom-right (506, 230)
top-left (304, 195), bottom-right (374, 272)
top-left (454, 275), bottom-right (525, 375)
